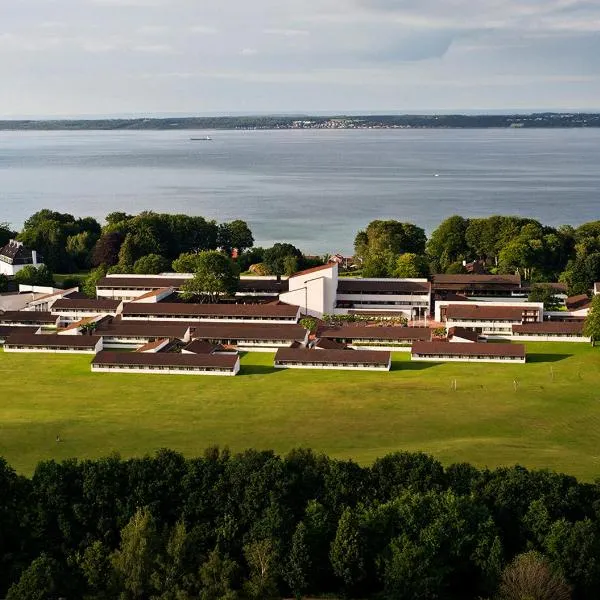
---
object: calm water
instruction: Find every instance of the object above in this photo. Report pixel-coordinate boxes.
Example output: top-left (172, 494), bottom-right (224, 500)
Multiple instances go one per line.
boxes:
top-left (1, 129), bottom-right (599, 254)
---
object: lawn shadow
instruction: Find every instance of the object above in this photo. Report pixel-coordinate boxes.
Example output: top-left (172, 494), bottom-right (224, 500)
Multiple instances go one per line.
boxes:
top-left (238, 364), bottom-right (280, 376)
top-left (391, 361), bottom-right (439, 372)
top-left (527, 353), bottom-right (572, 364)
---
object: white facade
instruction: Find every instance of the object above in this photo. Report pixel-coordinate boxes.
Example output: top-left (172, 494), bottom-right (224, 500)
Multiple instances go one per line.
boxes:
top-left (4, 338), bottom-right (103, 354)
top-left (0, 241), bottom-right (43, 276)
top-left (279, 263), bottom-right (338, 318)
top-left (510, 334), bottom-right (591, 343)
top-left (91, 360), bottom-right (240, 376)
top-left (412, 354), bottom-right (526, 364)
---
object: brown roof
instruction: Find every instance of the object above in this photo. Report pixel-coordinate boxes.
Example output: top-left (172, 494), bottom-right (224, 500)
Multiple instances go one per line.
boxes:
top-left (513, 321), bottom-right (586, 335)
top-left (566, 294), bottom-right (591, 311)
top-left (130, 288), bottom-right (174, 301)
top-left (432, 273), bottom-right (521, 291)
top-left (275, 347), bottom-right (391, 366)
top-left (445, 304), bottom-right (535, 321)
top-left (237, 279), bottom-right (289, 294)
top-left (92, 350), bottom-right (238, 369)
top-left (0, 311), bottom-right (58, 324)
top-left (136, 338), bottom-right (170, 352)
top-left (96, 322), bottom-right (190, 339)
top-left (122, 302), bottom-right (299, 319)
top-left (447, 327), bottom-right (480, 342)
top-left (5, 333), bottom-right (101, 348)
top-left (320, 326), bottom-right (432, 342)
top-left (183, 340), bottom-right (220, 354)
top-left (192, 323), bottom-right (307, 342)
top-left (313, 338), bottom-right (348, 350)
top-left (0, 325), bottom-right (40, 339)
top-left (52, 298), bottom-right (122, 311)
top-left (412, 341), bottom-right (525, 358)
top-left (338, 279), bottom-right (431, 295)
top-left (290, 263), bottom-right (335, 278)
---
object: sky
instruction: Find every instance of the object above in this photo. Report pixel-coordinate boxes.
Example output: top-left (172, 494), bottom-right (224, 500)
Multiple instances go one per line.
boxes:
top-left (1, 0), bottom-right (600, 116)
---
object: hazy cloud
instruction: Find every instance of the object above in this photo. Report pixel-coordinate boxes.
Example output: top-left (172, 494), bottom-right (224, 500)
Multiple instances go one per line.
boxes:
top-left (0, 0), bottom-right (599, 116)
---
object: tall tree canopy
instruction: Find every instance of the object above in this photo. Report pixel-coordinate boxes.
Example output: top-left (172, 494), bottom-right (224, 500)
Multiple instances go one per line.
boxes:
top-left (180, 251), bottom-right (240, 302)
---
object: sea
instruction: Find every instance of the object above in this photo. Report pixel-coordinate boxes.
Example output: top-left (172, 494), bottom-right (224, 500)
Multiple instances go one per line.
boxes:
top-left (1, 128), bottom-right (599, 254)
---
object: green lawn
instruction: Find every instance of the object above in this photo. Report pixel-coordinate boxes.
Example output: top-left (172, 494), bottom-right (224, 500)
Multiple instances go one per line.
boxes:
top-left (1, 343), bottom-right (600, 479)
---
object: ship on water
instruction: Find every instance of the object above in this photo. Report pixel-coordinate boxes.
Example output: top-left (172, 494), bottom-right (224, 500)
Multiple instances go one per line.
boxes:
top-left (190, 136), bottom-right (212, 141)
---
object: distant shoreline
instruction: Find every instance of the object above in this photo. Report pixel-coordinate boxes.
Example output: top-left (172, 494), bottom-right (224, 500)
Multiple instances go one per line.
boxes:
top-left (1, 112), bottom-right (600, 131)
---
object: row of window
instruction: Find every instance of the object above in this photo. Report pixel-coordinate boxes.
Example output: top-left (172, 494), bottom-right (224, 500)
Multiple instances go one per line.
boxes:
top-left (94, 364), bottom-right (233, 372)
top-left (124, 315), bottom-right (296, 321)
top-left (276, 360), bottom-right (387, 368)
top-left (6, 344), bottom-right (95, 351)
top-left (413, 353), bottom-right (523, 360)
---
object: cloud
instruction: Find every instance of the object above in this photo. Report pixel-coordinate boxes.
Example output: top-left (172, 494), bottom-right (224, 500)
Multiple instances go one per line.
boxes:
top-left (131, 44), bottom-right (177, 54)
top-left (264, 28), bottom-right (310, 37)
top-left (1, 0), bottom-right (600, 115)
top-left (190, 25), bottom-right (219, 35)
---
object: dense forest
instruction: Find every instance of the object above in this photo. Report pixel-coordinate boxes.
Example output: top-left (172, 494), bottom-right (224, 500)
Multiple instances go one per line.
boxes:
top-left (3, 210), bottom-right (600, 299)
top-left (1, 449), bottom-right (599, 599)
top-left (1, 113), bottom-right (599, 130)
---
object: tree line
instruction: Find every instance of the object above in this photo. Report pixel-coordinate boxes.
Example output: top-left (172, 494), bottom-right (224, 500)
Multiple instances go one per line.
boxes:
top-left (354, 216), bottom-right (600, 295)
top-left (0, 212), bottom-right (324, 296)
top-left (4, 212), bottom-right (600, 298)
top-left (1, 449), bottom-right (600, 599)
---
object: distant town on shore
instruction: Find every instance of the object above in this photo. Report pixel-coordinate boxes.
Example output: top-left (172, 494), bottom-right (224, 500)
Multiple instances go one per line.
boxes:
top-left (2, 112), bottom-right (600, 131)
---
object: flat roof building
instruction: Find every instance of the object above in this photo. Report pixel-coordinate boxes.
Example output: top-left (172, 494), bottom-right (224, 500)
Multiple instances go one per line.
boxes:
top-left (432, 274), bottom-right (523, 298)
top-left (274, 347), bottom-right (391, 371)
top-left (512, 321), bottom-right (591, 342)
top-left (191, 323), bottom-right (308, 350)
top-left (121, 302), bottom-right (301, 323)
top-left (411, 341), bottom-right (526, 363)
top-left (318, 325), bottom-right (432, 350)
top-left (92, 350), bottom-right (240, 376)
top-left (4, 333), bottom-right (103, 354)
top-left (0, 311), bottom-right (59, 328)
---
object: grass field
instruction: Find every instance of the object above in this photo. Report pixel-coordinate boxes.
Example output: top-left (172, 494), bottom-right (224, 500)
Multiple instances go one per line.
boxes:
top-left (1, 343), bottom-right (600, 479)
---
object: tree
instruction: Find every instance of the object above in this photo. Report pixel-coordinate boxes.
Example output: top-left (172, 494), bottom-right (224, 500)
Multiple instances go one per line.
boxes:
top-left (66, 231), bottom-right (97, 270)
top-left (285, 522), bottom-right (311, 599)
top-left (82, 266), bottom-right (107, 298)
top-left (263, 244), bottom-right (302, 277)
top-left (91, 231), bottom-right (125, 268)
top-left (243, 539), bottom-right (278, 600)
top-left (79, 540), bottom-right (116, 599)
top-left (199, 548), bottom-right (240, 600)
top-left (497, 551), bottom-right (571, 600)
top-left (111, 507), bottom-right (158, 600)
top-left (172, 253), bottom-right (204, 273)
top-left (355, 220), bottom-right (426, 259)
top-left (426, 216), bottom-right (469, 273)
top-left (133, 254), bottom-right (170, 275)
top-left (13, 265), bottom-right (54, 287)
top-left (0, 222), bottom-right (15, 247)
top-left (361, 250), bottom-right (395, 278)
top-left (529, 284), bottom-right (561, 311)
top-left (330, 508), bottom-right (365, 593)
top-left (6, 554), bottom-right (62, 600)
top-left (0, 273), bottom-right (8, 293)
top-left (180, 252), bottom-right (239, 303)
top-left (584, 294), bottom-right (600, 346)
top-left (394, 253), bottom-right (430, 278)
top-left (218, 220), bottom-right (254, 255)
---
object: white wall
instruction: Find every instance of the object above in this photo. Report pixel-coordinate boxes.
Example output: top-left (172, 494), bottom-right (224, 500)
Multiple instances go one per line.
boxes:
top-left (510, 334), bottom-right (591, 343)
top-left (91, 360), bottom-right (240, 376)
top-left (280, 263), bottom-right (337, 317)
top-left (412, 355), bottom-right (525, 364)
top-left (275, 362), bottom-right (390, 371)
